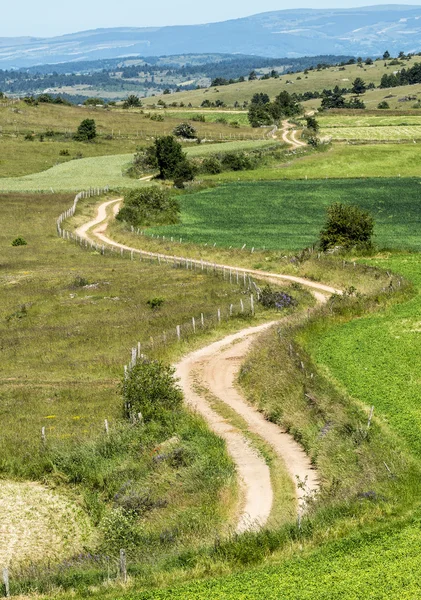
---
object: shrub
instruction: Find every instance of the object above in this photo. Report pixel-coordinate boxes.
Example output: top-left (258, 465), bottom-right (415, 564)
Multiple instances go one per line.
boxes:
top-left (221, 151), bottom-right (253, 171)
top-left (116, 187), bottom-right (180, 227)
top-left (99, 507), bottom-right (141, 553)
top-left (74, 119), bottom-right (96, 141)
top-left (11, 237), bottom-right (27, 246)
top-left (121, 358), bottom-right (183, 423)
top-left (173, 122), bottom-right (197, 139)
top-left (201, 156), bottom-right (222, 174)
top-left (378, 101), bottom-right (390, 109)
top-left (173, 159), bottom-right (196, 188)
top-left (147, 297), bottom-right (165, 310)
top-left (259, 285), bottom-right (296, 310)
top-left (59, 149), bottom-right (70, 156)
top-left (191, 114), bottom-right (205, 122)
top-left (319, 203), bottom-right (374, 251)
top-left (24, 133), bottom-right (34, 141)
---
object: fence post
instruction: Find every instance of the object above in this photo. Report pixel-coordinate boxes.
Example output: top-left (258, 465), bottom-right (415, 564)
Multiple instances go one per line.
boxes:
top-left (41, 427), bottom-right (46, 445)
top-left (192, 317), bottom-right (196, 333)
top-left (119, 549), bottom-right (127, 583)
top-left (250, 294), bottom-right (255, 316)
top-left (230, 304), bottom-right (233, 316)
top-left (3, 568), bottom-right (10, 597)
top-left (240, 299), bottom-right (244, 313)
top-left (201, 313), bottom-right (204, 327)
top-left (217, 309), bottom-right (221, 323)
top-left (176, 325), bottom-right (181, 341)
top-left (104, 419), bottom-right (109, 435)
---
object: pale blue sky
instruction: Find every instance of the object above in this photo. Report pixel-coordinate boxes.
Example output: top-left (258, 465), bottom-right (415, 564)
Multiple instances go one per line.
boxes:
top-left (3, 1), bottom-right (421, 37)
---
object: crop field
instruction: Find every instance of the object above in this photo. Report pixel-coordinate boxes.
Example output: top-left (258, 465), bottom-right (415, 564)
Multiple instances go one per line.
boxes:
top-left (318, 114), bottom-right (421, 128)
top-left (147, 179), bottom-right (421, 251)
top-left (323, 125), bottom-right (421, 141)
top-left (303, 252), bottom-right (421, 457)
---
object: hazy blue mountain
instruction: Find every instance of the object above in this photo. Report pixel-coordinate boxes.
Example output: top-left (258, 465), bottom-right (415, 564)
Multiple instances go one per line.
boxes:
top-left (1, 5), bottom-right (421, 68)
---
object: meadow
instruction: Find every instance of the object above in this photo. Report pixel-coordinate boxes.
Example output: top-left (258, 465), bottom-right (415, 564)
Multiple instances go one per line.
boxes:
top-left (0, 140), bottom-right (273, 191)
top-left (2, 191), bottom-right (296, 579)
top-left (142, 56), bottom-right (421, 109)
top-left (146, 179), bottom-right (421, 251)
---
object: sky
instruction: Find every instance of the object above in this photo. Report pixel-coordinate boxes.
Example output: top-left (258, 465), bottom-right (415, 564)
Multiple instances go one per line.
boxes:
top-left (2, 1), bottom-right (421, 37)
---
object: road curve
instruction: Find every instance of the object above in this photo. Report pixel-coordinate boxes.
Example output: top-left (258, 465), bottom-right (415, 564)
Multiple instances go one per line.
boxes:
top-left (73, 198), bottom-right (337, 532)
top-left (75, 199), bottom-right (341, 298)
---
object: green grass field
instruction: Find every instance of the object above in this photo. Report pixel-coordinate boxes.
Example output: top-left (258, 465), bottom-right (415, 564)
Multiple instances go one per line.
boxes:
top-left (303, 252), bottom-right (421, 457)
top-left (147, 179), bottom-right (421, 251)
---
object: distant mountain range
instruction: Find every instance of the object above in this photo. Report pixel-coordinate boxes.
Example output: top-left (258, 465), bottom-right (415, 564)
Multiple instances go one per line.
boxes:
top-left (1, 5), bottom-right (421, 68)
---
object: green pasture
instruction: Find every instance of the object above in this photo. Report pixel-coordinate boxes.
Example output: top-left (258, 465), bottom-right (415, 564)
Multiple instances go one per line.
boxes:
top-left (148, 179), bottom-right (421, 251)
top-left (0, 141), bottom-right (276, 191)
top-left (304, 252), bottom-right (421, 457)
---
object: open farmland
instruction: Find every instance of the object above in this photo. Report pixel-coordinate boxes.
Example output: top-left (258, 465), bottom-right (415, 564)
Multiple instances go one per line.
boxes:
top-left (146, 179), bottom-right (421, 251)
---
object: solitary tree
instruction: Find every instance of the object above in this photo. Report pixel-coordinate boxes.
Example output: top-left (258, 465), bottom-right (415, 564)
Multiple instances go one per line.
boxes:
top-left (74, 119), bottom-right (96, 141)
top-left (383, 50), bottom-right (391, 60)
top-left (123, 94), bottom-right (142, 108)
top-left (319, 203), bottom-right (374, 251)
top-left (352, 77), bottom-right (367, 95)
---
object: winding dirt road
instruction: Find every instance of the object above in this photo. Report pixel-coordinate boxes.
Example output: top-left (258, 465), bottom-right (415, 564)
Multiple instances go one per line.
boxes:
top-left (74, 199), bottom-right (337, 532)
top-left (281, 120), bottom-right (307, 149)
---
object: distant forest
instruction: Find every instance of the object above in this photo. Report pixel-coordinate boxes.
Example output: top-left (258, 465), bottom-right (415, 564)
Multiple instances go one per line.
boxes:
top-left (0, 53), bottom-right (353, 101)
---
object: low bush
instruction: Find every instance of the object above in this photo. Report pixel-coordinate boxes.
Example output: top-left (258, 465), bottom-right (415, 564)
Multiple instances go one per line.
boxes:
top-left (319, 203), bottom-right (374, 251)
top-left (116, 187), bottom-right (180, 227)
top-left (121, 358), bottom-right (183, 423)
top-left (11, 236), bottom-right (27, 246)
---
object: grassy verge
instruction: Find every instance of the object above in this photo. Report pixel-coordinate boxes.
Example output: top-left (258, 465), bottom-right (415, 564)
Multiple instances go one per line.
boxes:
top-left (302, 252), bottom-right (421, 459)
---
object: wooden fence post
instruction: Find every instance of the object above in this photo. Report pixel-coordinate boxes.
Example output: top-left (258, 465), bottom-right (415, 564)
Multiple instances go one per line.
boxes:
top-left (176, 325), bottom-right (181, 341)
top-left (201, 313), bottom-right (204, 327)
top-left (104, 419), bottom-right (109, 435)
top-left (2, 568), bottom-right (9, 597)
top-left (192, 317), bottom-right (196, 333)
top-left (119, 549), bottom-right (127, 583)
top-left (250, 294), bottom-right (255, 316)
top-left (217, 309), bottom-right (221, 323)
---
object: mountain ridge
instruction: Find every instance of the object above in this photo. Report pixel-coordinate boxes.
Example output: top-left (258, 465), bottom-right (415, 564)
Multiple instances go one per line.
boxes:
top-left (1, 5), bottom-right (421, 68)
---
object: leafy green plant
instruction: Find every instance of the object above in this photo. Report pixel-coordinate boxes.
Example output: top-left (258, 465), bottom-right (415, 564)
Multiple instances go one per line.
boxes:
top-left (11, 236), bottom-right (27, 246)
top-left (122, 358), bottom-right (183, 423)
top-left (147, 297), bottom-right (165, 310)
top-left (319, 202), bottom-right (374, 251)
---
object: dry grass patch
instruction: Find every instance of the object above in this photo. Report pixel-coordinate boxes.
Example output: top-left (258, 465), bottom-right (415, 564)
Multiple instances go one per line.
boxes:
top-left (0, 480), bottom-right (92, 568)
